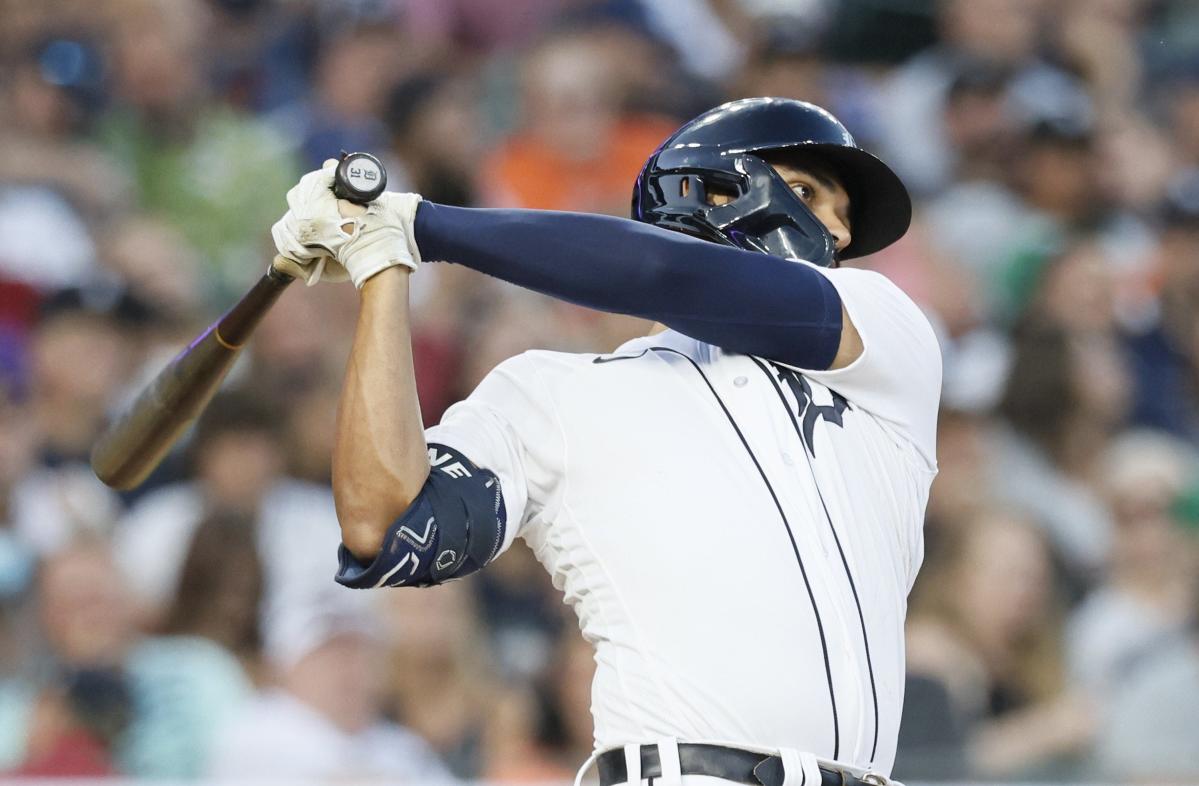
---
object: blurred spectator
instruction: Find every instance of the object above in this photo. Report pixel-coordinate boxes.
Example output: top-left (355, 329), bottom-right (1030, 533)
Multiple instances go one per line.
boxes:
top-left (404, 0), bottom-right (578, 57)
top-left (922, 63), bottom-right (1029, 297)
top-left (25, 537), bottom-right (249, 777)
top-left (281, 371), bottom-right (344, 485)
top-left (37, 540), bottom-right (137, 671)
top-left (11, 670), bottom-right (127, 776)
top-left (1008, 118), bottom-right (1100, 224)
top-left (982, 118), bottom-right (1127, 325)
top-left (476, 543), bottom-right (567, 684)
top-left (925, 408), bottom-right (995, 537)
top-left (480, 681), bottom-right (575, 784)
top-left (245, 283), bottom-right (357, 400)
top-left (477, 628), bottom-right (594, 783)
top-left (113, 389), bottom-right (336, 625)
top-left (734, 11), bottom-right (875, 133)
top-left (0, 186), bottom-right (98, 293)
top-left (1125, 175), bottom-right (1199, 439)
top-left (0, 33), bottom-right (134, 221)
top-left (878, 0), bottom-right (1056, 194)
top-left (1025, 240), bottom-right (1121, 337)
top-left (292, 23), bottom-right (410, 170)
top-left (1053, 0), bottom-right (1147, 114)
top-left (605, 18), bottom-right (721, 119)
top-left (454, 290), bottom-right (575, 392)
top-left (383, 72), bottom-right (484, 206)
top-left (1093, 572), bottom-right (1199, 780)
top-left (2, 290), bottom-right (131, 559)
top-left (408, 263), bottom-right (478, 424)
top-left (204, 0), bottom-right (315, 113)
top-left (377, 582), bottom-right (492, 778)
top-left (158, 511), bottom-right (264, 669)
top-left (1096, 111), bottom-right (1175, 214)
top-left (97, 0), bottom-right (299, 294)
top-left (479, 26), bottom-right (679, 215)
top-left (738, 28), bottom-right (828, 108)
top-left (1161, 63), bottom-right (1199, 172)
top-left (636, 0), bottom-right (745, 84)
top-left (19, 541), bottom-right (136, 775)
top-left (99, 216), bottom-right (210, 326)
top-left (0, 387), bottom-right (39, 603)
top-left (993, 323), bottom-right (1124, 581)
top-left (1, 35), bottom-right (106, 139)
top-left (542, 630), bottom-right (597, 769)
top-left (209, 594), bottom-right (452, 781)
top-left (1067, 432), bottom-right (1199, 696)
top-left (29, 289), bottom-right (136, 468)
top-left (905, 510), bottom-right (1094, 779)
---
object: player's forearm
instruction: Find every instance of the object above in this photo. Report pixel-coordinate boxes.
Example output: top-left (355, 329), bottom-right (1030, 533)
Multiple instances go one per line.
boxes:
top-left (333, 267), bottom-right (430, 561)
top-left (413, 203), bottom-right (843, 369)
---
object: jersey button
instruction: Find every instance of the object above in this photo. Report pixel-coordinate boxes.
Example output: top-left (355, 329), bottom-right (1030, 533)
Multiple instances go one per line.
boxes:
top-left (733, 376), bottom-right (748, 387)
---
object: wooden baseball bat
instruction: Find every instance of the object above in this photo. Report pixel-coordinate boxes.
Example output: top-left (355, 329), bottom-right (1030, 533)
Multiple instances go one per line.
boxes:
top-left (91, 151), bottom-right (387, 491)
top-left (90, 262), bottom-right (295, 490)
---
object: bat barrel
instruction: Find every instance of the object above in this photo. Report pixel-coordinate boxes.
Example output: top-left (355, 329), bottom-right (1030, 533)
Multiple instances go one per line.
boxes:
top-left (90, 270), bottom-right (293, 490)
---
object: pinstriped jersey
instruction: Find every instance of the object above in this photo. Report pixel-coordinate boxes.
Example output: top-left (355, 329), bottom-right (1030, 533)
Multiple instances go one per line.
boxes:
top-left (425, 263), bottom-right (941, 776)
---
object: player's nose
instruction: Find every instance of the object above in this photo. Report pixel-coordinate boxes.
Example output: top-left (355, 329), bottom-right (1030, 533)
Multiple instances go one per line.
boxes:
top-left (827, 219), bottom-right (851, 252)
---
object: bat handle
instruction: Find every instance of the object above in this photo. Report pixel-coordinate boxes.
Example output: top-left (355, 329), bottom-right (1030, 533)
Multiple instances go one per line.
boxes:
top-left (217, 263), bottom-right (294, 347)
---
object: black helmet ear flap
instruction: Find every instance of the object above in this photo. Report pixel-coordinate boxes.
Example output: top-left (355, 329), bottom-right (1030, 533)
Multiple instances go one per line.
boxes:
top-left (701, 155), bottom-right (837, 267)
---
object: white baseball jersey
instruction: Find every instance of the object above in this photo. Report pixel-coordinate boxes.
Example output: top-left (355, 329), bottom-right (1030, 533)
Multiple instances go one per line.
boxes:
top-left (426, 263), bottom-right (941, 776)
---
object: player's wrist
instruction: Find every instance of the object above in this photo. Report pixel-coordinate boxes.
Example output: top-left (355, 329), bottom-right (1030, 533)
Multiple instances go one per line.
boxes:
top-left (358, 264), bottom-right (412, 294)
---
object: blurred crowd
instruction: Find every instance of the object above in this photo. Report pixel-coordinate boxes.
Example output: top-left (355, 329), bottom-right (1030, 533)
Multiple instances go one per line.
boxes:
top-left (1, 0), bottom-right (1199, 782)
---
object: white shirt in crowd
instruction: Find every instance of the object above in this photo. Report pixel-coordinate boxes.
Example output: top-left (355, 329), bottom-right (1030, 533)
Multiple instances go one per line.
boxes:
top-left (426, 262), bottom-right (942, 776)
top-left (114, 478), bottom-right (356, 615)
top-left (207, 688), bottom-right (453, 782)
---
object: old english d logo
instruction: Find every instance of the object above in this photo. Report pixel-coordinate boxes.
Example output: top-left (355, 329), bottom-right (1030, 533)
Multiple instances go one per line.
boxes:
top-left (775, 365), bottom-right (849, 457)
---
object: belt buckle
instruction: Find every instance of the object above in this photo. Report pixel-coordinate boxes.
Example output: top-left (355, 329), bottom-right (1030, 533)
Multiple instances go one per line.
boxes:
top-left (860, 772), bottom-right (890, 786)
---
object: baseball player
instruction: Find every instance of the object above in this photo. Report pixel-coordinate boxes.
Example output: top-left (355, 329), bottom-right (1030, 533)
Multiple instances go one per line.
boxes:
top-left (272, 97), bottom-right (941, 786)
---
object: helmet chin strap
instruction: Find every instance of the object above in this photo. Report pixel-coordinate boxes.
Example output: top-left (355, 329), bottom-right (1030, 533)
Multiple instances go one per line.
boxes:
top-left (699, 155), bottom-right (838, 267)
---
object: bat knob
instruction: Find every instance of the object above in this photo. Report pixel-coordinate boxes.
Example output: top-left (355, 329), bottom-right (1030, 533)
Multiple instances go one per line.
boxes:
top-left (332, 152), bottom-right (387, 205)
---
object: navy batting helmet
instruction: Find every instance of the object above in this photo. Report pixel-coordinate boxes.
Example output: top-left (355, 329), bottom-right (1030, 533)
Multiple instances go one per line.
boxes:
top-left (631, 97), bottom-right (911, 267)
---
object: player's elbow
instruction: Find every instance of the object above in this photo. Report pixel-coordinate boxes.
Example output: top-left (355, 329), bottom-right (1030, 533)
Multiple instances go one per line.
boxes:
top-left (333, 472), bottom-right (428, 562)
top-left (337, 518), bottom-right (388, 563)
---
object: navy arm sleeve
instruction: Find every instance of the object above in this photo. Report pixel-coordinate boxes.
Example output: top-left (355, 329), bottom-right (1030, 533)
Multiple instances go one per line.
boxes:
top-left (414, 203), bottom-right (844, 369)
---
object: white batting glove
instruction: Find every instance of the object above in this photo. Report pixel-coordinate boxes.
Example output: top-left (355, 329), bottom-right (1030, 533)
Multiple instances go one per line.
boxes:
top-left (369, 191), bottom-right (424, 263)
top-left (337, 191), bottom-right (422, 288)
top-left (271, 160), bottom-right (351, 285)
top-left (271, 161), bottom-right (422, 288)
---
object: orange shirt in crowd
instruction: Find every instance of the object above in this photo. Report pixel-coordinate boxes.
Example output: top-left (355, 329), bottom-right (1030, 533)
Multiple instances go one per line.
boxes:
top-left (481, 116), bottom-right (680, 216)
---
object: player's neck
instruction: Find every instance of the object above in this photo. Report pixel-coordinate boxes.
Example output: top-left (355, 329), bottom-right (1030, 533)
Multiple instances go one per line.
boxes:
top-left (646, 322), bottom-right (668, 336)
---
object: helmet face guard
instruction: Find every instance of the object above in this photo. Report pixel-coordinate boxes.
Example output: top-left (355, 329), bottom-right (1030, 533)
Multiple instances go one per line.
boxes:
top-left (632, 98), bottom-right (912, 267)
top-left (635, 149), bottom-right (839, 267)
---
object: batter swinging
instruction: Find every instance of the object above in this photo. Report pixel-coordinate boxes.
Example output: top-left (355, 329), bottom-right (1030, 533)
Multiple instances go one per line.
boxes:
top-left (270, 97), bottom-right (941, 786)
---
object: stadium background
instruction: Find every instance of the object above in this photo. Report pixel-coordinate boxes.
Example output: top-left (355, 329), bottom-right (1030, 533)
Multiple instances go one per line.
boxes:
top-left (1, 0), bottom-right (1199, 781)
